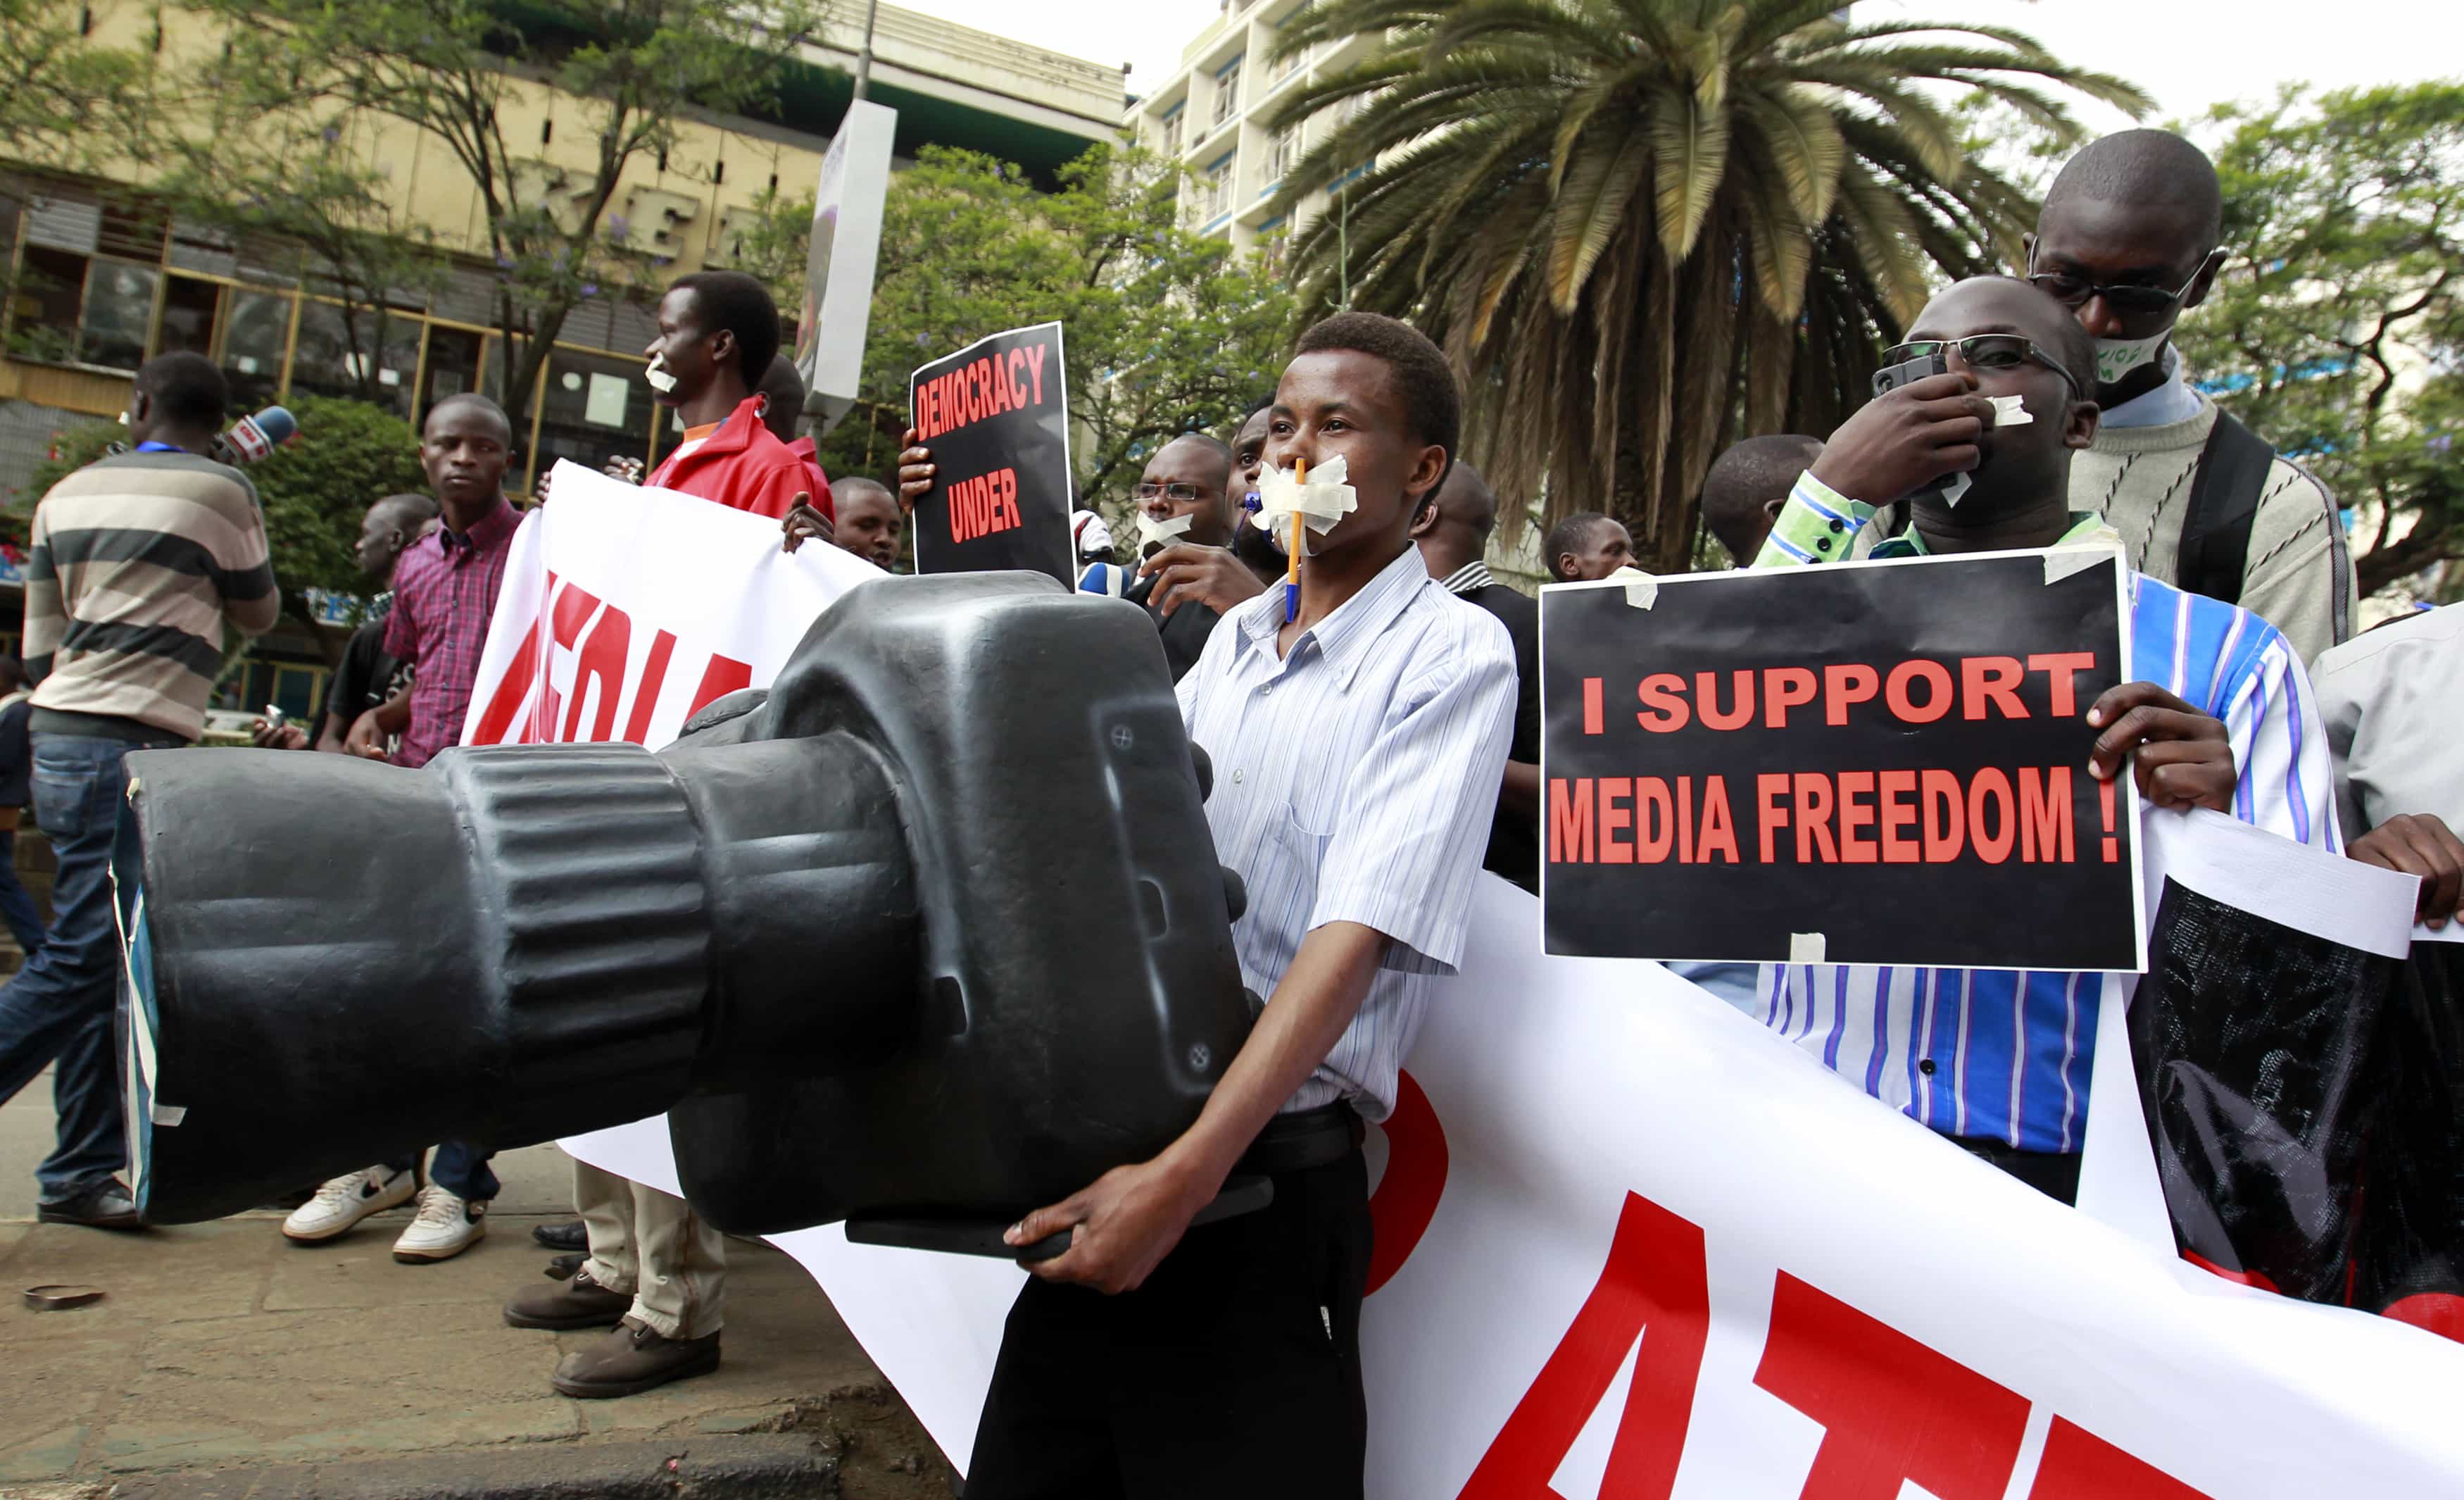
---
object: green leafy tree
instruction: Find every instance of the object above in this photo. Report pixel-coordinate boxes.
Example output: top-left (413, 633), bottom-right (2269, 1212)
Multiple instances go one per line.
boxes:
top-left (187, 0), bottom-right (829, 425)
top-left (27, 395), bottom-right (430, 654)
top-left (1264, 0), bottom-right (2146, 568)
top-left (0, 0), bottom-right (153, 167)
top-left (2173, 82), bottom-right (2464, 599)
top-left (786, 143), bottom-right (1297, 520)
top-left (156, 120), bottom-right (451, 408)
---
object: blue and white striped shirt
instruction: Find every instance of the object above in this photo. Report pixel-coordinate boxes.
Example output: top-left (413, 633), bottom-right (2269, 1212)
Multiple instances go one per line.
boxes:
top-left (1178, 544), bottom-right (1517, 1120)
top-left (1756, 475), bottom-right (2342, 1153)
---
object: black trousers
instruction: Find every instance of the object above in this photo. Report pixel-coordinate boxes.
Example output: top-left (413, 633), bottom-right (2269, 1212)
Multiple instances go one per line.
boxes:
top-left (964, 1149), bottom-right (1372, 1500)
top-left (1957, 1135), bottom-right (2082, 1206)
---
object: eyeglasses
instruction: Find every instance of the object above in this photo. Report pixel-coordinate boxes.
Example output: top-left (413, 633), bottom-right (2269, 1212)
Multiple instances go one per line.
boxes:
top-left (2023, 256), bottom-right (2205, 318)
top-left (1880, 335), bottom-right (2083, 400)
top-left (1133, 482), bottom-right (1205, 502)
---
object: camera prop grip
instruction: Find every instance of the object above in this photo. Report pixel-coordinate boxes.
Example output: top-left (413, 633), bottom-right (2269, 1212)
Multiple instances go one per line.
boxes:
top-left (118, 571), bottom-right (1257, 1239)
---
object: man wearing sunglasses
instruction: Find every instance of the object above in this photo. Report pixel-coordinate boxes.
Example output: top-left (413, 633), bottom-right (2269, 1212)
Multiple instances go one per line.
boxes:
top-left (1752, 275), bottom-right (2341, 1204)
top-left (2025, 129), bottom-right (2353, 663)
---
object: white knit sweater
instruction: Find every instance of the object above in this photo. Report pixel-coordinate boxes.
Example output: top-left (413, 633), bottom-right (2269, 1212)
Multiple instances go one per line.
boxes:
top-left (2067, 391), bottom-right (2354, 663)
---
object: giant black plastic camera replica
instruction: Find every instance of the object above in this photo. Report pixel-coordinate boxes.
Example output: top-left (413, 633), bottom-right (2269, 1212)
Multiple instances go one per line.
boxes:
top-left (116, 573), bottom-right (1255, 1246)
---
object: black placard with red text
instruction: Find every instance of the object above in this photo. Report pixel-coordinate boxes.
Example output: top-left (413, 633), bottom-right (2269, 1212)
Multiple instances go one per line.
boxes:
top-left (907, 322), bottom-right (1074, 585)
top-left (1540, 549), bottom-right (2144, 970)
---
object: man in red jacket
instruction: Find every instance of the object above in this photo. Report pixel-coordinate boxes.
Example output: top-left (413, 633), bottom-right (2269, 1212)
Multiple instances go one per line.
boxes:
top-left (499, 273), bottom-right (831, 1400)
top-left (642, 271), bottom-right (831, 551)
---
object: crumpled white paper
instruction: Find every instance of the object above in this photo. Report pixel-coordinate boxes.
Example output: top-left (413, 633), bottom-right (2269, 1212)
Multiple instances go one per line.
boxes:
top-left (1251, 454), bottom-right (1357, 558)
top-left (1135, 510), bottom-right (1195, 554)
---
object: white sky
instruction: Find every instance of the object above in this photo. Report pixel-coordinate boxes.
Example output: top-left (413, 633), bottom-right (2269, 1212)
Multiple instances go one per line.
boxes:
top-left (895, 0), bottom-right (2461, 129)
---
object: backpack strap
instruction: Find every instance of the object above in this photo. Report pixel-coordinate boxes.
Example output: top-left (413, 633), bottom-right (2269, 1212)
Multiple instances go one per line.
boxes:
top-left (2175, 410), bottom-right (2275, 606)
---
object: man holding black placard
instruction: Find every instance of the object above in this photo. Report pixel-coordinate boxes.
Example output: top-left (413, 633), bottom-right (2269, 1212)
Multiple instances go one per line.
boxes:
top-left (1750, 276), bottom-right (2339, 1201)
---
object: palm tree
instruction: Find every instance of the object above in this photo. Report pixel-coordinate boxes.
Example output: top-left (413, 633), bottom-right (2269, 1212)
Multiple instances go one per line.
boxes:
top-left (1263, 0), bottom-right (2149, 568)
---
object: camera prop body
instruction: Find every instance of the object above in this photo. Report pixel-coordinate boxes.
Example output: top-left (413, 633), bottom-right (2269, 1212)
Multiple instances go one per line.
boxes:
top-left (118, 572), bottom-right (1255, 1238)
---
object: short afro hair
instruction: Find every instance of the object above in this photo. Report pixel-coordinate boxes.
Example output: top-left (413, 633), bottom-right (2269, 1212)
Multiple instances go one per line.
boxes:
top-left (1292, 311), bottom-right (1460, 487)
top-left (136, 351), bottom-right (227, 431)
top-left (2044, 129), bottom-right (2223, 249)
top-left (1701, 435), bottom-right (1821, 561)
top-left (669, 271), bottom-right (784, 386)
top-left (1153, 430), bottom-right (1235, 490)
top-left (1544, 511), bottom-right (1621, 579)
top-left (1433, 460), bottom-right (1500, 543)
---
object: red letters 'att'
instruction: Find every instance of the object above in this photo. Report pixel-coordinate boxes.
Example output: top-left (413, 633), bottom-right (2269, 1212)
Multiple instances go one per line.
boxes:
top-left (1458, 1192), bottom-right (1709, 1500)
top-left (1752, 1271), bottom-right (2030, 1500)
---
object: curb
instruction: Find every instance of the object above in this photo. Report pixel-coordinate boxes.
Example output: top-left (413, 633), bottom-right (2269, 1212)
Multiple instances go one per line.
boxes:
top-left (92, 1436), bottom-right (837, 1500)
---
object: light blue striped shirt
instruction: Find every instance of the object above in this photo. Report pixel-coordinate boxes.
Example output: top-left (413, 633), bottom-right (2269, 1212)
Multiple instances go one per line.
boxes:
top-left (1178, 544), bottom-right (1518, 1120)
top-left (1756, 474), bottom-right (2343, 1152)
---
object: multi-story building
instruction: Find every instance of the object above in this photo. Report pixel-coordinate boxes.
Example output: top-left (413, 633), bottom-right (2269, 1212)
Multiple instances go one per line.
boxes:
top-left (1123, 0), bottom-right (1378, 268)
top-left (0, 2), bottom-right (1124, 719)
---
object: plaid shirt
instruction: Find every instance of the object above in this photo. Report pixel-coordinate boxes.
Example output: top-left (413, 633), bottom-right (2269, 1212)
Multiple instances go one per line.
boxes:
top-left (383, 496), bottom-right (521, 768)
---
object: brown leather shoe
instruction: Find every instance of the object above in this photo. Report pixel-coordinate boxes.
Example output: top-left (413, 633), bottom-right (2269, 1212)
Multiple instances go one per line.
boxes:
top-left (551, 1317), bottom-right (722, 1399)
top-left (503, 1267), bottom-right (631, 1330)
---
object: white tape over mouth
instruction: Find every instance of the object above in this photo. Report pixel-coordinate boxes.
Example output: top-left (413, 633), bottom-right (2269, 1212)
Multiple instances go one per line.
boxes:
top-left (643, 354), bottom-right (678, 394)
top-left (1135, 511), bottom-right (1195, 554)
top-left (1252, 455), bottom-right (1357, 558)
top-left (1989, 394), bottom-right (2032, 427)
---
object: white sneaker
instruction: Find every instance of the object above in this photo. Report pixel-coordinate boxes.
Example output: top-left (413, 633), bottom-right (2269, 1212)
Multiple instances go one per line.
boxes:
top-left (392, 1185), bottom-right (487, 1263)
top-left (282, 1165), bottom-right (417, 1244)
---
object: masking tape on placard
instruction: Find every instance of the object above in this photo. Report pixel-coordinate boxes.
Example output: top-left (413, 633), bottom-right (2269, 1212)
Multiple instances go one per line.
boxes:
top-left (1788, 932), bottom-right (1826, 963)
top-left (2042, 548), bottom-right (2111, 586)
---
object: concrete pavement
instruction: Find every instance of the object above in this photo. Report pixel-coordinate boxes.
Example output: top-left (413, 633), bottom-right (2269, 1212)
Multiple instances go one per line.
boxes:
top-left (1, 1072), bottom-right (957, 1498)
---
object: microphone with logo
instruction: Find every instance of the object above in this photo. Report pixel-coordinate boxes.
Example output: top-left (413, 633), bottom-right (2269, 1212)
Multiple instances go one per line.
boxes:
top-left (211, 405), bottom-right (299, 466)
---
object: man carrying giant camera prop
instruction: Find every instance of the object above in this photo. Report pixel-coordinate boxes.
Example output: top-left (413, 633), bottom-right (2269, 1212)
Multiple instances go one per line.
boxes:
top-left (1575, 276), bottom-right (2339, 1208)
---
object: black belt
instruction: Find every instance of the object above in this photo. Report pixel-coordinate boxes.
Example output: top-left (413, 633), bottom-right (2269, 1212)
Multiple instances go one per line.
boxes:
top-left (1236, 1101), bottom-right (1362, 1177)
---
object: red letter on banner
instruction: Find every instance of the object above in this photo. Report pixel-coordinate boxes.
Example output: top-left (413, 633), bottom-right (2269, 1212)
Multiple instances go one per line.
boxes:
top-left (2027, 1416), bottom-right (2215, 1499)
top-left (1458, 1192), bottom-right (1709, 1500)
top-left (685, 654), bottom-right (753, 719)
top-left (561, 602), bottom-right (632, 743)
top-left (1753, 1272), bottom-right (2030, 1500)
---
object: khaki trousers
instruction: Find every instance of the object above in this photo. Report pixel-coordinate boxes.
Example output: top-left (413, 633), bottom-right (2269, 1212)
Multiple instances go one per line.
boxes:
top-left (574, 1159), bottom-right (727, 1340)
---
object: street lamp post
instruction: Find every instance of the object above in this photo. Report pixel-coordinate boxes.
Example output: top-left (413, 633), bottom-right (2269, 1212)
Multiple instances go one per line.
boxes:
top-left (851, 0), bottom-right (881, 103)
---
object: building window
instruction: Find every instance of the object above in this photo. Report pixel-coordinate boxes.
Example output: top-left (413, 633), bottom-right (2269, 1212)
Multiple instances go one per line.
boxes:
top-left (1266, 123), bottom-right (1298, 187)
top-left (1273, 38), bottom-right (1305, 83)
top-left (220, 289), bottom-right (293, 412)
top-left (1160, 107), bottom-right (1183, 158)
top-left (535, 349), bottom-right (650, 487)
top-left (7, 250), bottom-right (160, 370)
top-left (1212, 56), bottom-right (1243, 127)
top-left (155, 275), bottom-right (221, 359)
top-left (1205, 154), bottom-right (1235, 222)
top-left (289, 299), bottom-right (420, 418)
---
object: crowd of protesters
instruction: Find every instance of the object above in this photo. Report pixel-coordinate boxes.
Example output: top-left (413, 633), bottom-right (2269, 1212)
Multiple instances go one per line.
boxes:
top-left (0, 125), bottom-right (2453, 1498)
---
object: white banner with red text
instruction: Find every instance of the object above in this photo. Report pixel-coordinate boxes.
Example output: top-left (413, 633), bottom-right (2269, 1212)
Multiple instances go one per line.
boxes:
top-left (491, 485), bottom-right (2464, 1493)
top-left (457, 461), bottom-right (881, 751)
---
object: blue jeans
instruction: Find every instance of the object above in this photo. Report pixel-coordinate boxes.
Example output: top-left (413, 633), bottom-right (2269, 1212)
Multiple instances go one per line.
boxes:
top-left (0, 732), bottom-right (174, 1200)
top-left (0, 828), bottom-right (47, 958)
top-left (386, 1142), bottom-right (500, 1202)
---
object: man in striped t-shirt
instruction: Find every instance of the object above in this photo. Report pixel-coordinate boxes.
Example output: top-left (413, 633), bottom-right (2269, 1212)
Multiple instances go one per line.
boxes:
top-left (1750, 277), bottom-right (2339, 1203)
top-left (0, 352), bottom-right (277, 1227)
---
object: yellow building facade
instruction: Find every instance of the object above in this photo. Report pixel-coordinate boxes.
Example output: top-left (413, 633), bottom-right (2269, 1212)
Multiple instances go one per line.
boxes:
top-left (0, 0), bottom-right (1126, 503)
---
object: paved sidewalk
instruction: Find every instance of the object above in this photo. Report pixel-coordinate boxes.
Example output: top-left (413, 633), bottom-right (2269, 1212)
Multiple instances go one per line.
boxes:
top-left (1, 1076), bottom-right (956, 1499)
